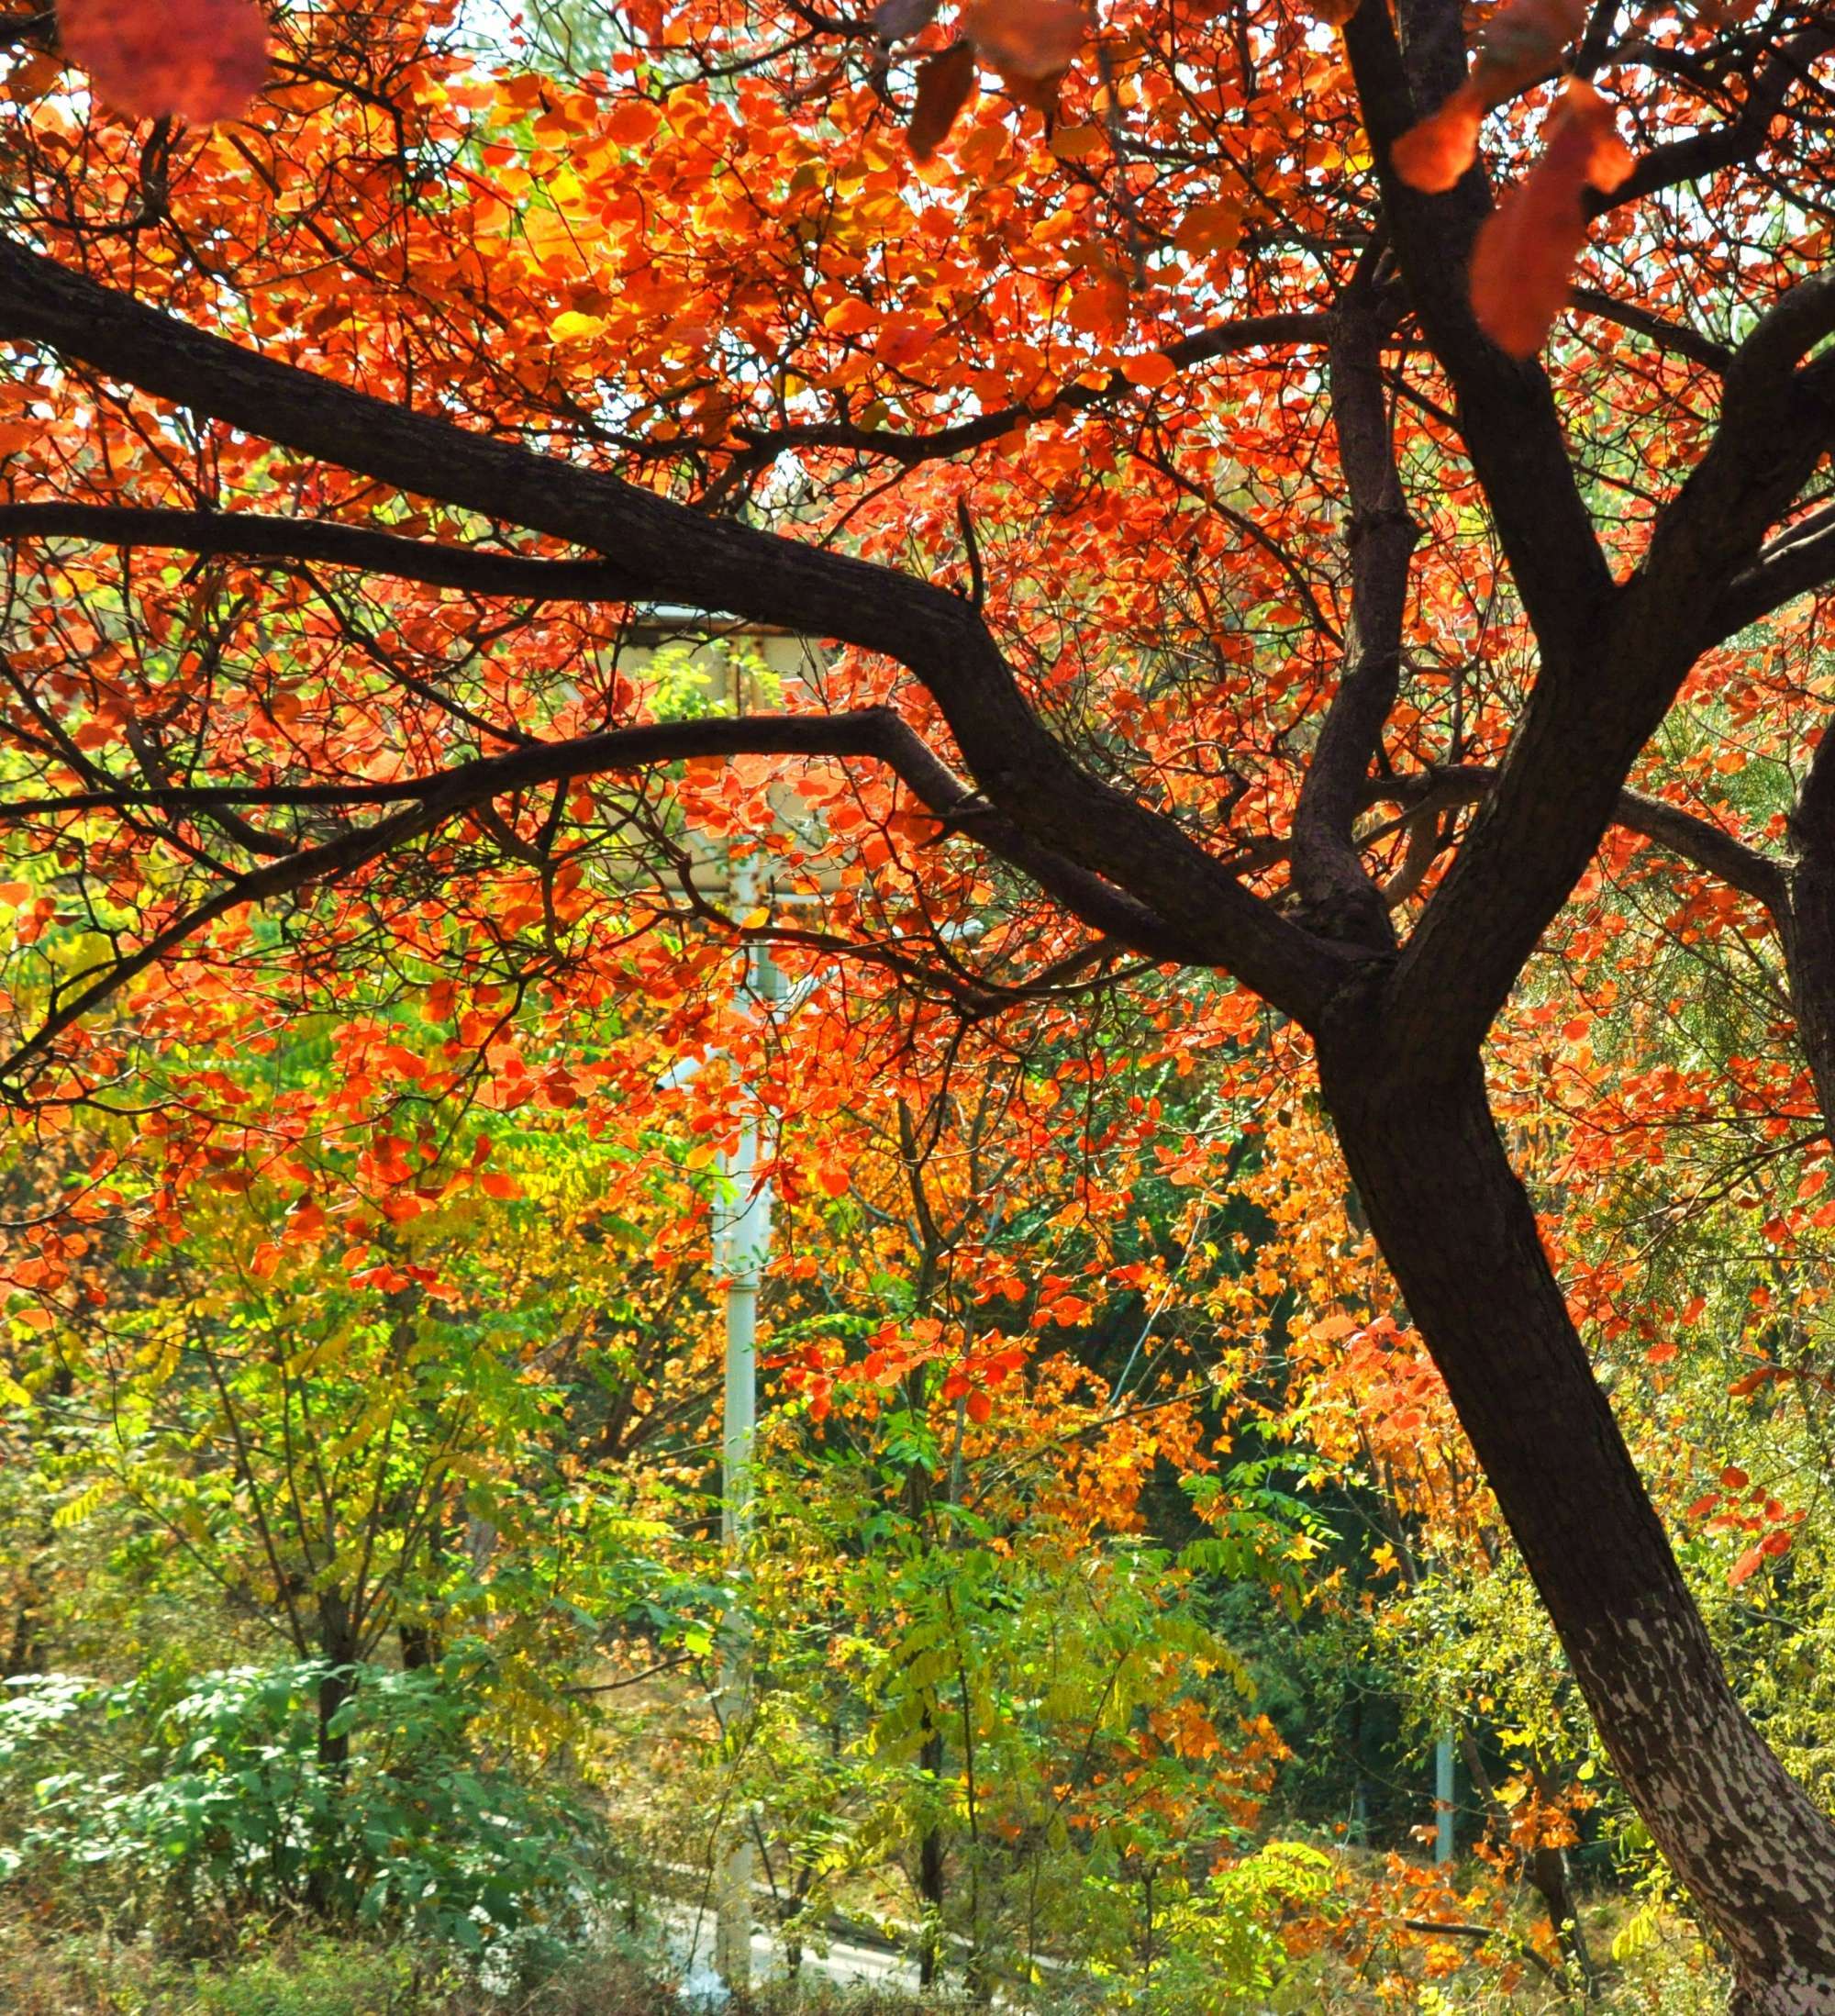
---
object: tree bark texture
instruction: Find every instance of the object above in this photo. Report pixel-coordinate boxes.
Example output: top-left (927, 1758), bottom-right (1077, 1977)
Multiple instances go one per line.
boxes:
top-left (1318, 1022), bottom-right (1835, 2010)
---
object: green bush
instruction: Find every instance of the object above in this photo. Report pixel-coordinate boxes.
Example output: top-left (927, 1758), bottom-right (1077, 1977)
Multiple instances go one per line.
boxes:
top-left (0, 1656), bottom-right (606, 1982)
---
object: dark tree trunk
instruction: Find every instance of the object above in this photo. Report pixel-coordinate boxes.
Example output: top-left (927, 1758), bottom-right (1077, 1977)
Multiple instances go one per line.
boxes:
top-left (398, 1621), bottom-right (438, 1671)
top-left (1318, 1024), bottom-right (1835, 2014)
top-left (315, 1594), bottom-right (358, 1775)
top-left (1785, 744), bottom-right (1835, 1134)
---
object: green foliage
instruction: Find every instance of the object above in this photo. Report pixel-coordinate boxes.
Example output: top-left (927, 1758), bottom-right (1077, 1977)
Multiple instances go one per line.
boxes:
top-left (0, 1657), bottom-right (606, 1980)
top-left (1095, 1840), bottom-right (1334, 2012)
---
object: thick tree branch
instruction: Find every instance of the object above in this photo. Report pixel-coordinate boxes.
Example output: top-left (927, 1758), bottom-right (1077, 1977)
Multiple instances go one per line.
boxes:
top-left (0, 502), bottom-right (635, 598)
top-left (1590, 17), bottom-right (1835, 216)
top-left (1376, 768), bottom-right (1789, 922)
top-left (1290, 267), bottom-right (1418, 950)
top-left (1226, 767), bottom-right (1787, 923)
top-left (0, 234), bottom-right (1348, 1020)
top-left (1713, 501), bottom-right (1835, 640)
top-left (1343, 0), bottom-right (1615, 667)
top-left (1389, 273), bottom-right (1835, 1054)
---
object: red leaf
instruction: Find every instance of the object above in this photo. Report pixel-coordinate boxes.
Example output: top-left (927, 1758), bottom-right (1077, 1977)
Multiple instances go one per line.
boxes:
top-left (1729, 1544), bottom-right (1766, 1587)
top-left (61, 0), bottom-right (270, 126)
top-left (965, 1388), bottom-right (993, 1423)
top-left (1470, 82), bottom-right (1632, 359)
top-left (908, 41), bottom-right (977, 161)
top-left (961, 0), bottom-right (1087, 82)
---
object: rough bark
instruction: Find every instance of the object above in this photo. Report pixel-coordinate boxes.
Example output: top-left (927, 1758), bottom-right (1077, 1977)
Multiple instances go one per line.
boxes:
top-left (1318, 1016), bottom-right (1835, 2012)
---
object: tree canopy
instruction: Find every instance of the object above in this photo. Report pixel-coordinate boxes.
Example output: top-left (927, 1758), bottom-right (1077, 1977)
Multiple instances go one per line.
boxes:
top-left (3, 0), bottom-right (1835, 2009)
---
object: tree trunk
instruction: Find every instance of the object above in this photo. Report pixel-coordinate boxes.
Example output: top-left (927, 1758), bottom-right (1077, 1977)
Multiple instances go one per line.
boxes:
top-left (1318, 1029), bottom-right (1835, 2013)
top-left (918, 1727), bottom-right (946, 1987)
top-left (398, 1621), bottom-right (437, 1671)
top-left (1785, 874), bottom-right (1835, 1139)
top-left (315, 1594), bottom-right (358, 1775)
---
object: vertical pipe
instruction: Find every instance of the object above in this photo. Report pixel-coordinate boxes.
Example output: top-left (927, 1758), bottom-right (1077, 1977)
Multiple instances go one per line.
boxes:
top-left (1434, 1732), bottom-right (1456, 1866)
top-left (716, 860), bottom-right (773, 1989)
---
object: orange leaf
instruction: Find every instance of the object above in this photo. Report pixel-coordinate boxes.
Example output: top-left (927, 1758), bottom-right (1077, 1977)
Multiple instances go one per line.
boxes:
top-left (1470, 82), bottom-right (1629, 359)
top-left (961, 0), bottom-right (1088, 82)
top-left (606, 99), bottom-right (662, 147)
top-left (1729, 1544), bottom-right (1766, 1587)
top-left (60, 0), bottom-right (270, 126)
top-left (1121, 351), bottom-right (1177, 389)
top-left (908, 41), bottom-right (978, 162)
top-left (1392, 84), bottom-right (1486, 194)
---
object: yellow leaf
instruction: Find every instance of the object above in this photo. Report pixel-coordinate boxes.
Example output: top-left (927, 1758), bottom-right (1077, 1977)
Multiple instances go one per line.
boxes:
top-left (550, 310), bottom-right (608, 342)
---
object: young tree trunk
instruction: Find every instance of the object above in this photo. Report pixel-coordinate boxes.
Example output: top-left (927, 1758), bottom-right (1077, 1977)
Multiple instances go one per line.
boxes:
top-left (1317, 1027), bottom-right (1835, 2014)
top-left (918, 1727), bottom-right (946, 1988)
top-left (315, 1592), bottom-right (358, 1776)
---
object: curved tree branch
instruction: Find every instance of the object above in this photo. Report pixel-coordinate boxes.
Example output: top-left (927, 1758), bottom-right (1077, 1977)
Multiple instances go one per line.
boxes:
top-left (0, 502), bottom-right (637, 598)
top-left (0, 234), bottom-right (1347, 1023)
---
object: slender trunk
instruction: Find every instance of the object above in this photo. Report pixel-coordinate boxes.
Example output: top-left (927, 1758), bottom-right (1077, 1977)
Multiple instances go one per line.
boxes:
top-left (398, 1621), bottom-right (437, 1670)
top-left (1461, 1732), bottom-right (1600, 1996)
top-left (6, 1364), bottom-right (72, 1679)
top-left (918, 1726), bottom-right (946, 1987)
top-left (306, 1597), bottom-right (359, 1917)
top-left (1318, 1031), bottom-right (1835, 2013)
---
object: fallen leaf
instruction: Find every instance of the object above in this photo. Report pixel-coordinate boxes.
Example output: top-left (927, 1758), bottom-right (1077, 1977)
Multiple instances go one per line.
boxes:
top-left (1392, 0), bottom-right (1588, 192)
top-left (873, 0), bottom-right (940, 39)
top-left (61, 0), bottom-right (270, 126)
top-left (1392, 82), bottom-right (1485, 194)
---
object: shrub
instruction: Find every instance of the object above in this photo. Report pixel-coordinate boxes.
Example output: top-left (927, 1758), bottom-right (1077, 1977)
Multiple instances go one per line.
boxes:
top-left (0, 1655), bottom-right (606, 1982)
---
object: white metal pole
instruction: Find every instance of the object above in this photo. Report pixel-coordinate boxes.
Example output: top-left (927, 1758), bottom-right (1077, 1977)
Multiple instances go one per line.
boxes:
top-left (715, 859), bottom-right (774, 1989)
